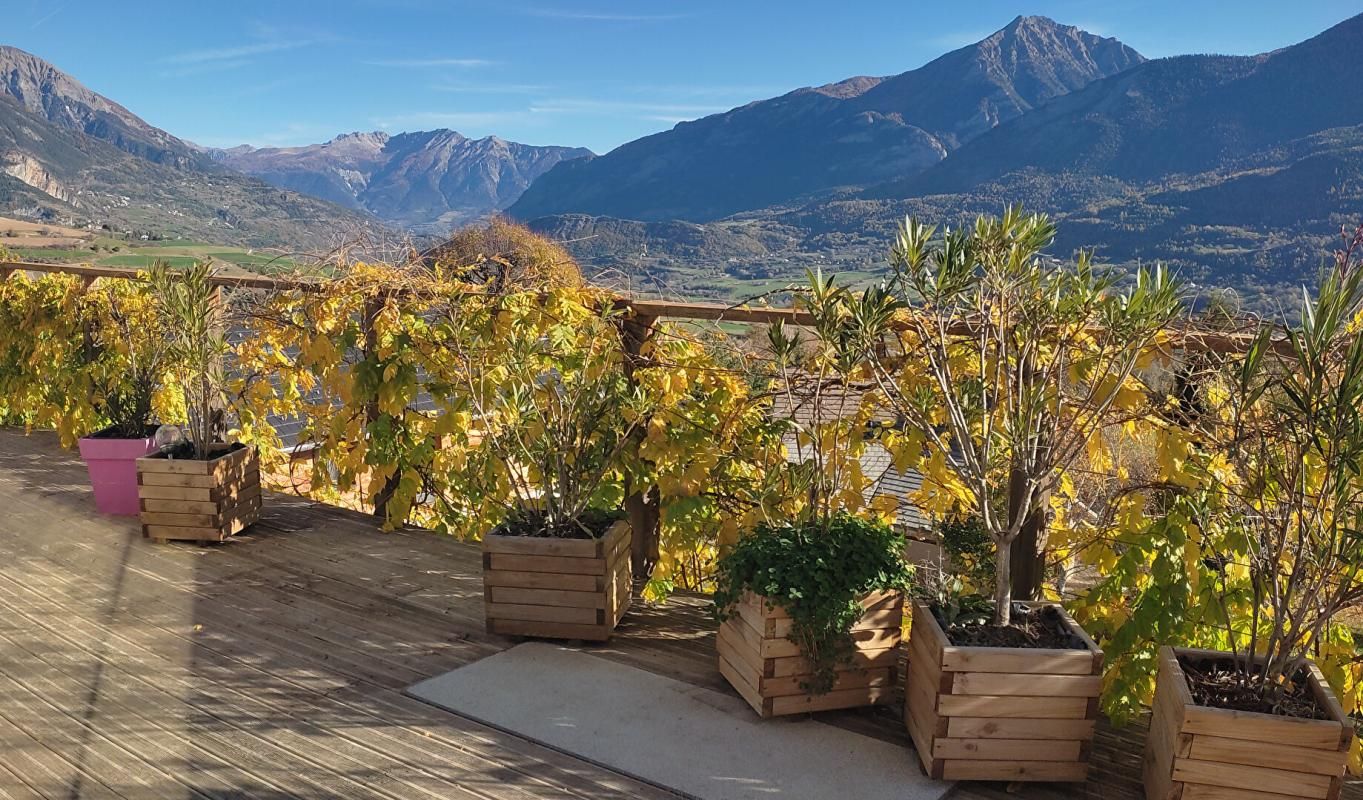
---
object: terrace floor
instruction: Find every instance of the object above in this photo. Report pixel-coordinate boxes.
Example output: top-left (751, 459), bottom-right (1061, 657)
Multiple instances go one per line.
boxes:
top-left (0, 427), bottom-right (1341, 800)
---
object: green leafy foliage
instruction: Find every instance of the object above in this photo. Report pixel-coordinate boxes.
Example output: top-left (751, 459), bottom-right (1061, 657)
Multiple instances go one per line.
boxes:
top-left (933, 593), bottom-right (994, 628)
top-left (937, 515), bottom-right (994, 592)
top-left (712, 514), bottom-right (912, 694)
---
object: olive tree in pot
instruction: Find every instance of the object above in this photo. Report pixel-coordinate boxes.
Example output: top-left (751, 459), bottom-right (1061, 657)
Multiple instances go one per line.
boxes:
top-left (432, 290), bottom-right (648, 642)
top-left (713, 273), bottom-right (914, 718)
top-left (1142, 227), bottom-right (1363, 800)
top-left (78, 280), bottom-right (173, 515)
top-left (135, 262), bottom-right (260, 543)
top-left (843, 208), bottom-right (1182, 782)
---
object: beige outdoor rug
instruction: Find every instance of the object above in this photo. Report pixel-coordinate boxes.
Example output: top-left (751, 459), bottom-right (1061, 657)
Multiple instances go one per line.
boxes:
top-left (407, 641), bottom-right (952, 800)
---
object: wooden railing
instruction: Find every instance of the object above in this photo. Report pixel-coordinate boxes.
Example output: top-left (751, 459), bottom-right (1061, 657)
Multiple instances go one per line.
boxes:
top-left (0, 259), bottom-right (814, 324)
top-left (0, 259), bottom-right (1267, 352)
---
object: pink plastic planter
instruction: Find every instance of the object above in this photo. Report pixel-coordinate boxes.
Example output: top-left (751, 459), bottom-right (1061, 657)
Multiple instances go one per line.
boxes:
top-left (78, 430), bottom-right (158, 515)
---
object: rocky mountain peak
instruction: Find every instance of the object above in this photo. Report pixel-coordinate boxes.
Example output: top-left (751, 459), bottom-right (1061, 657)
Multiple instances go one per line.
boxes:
top-left (329, 131), bottom-right (391, 148)
top-left (0, 45), bottom-right (199, 166)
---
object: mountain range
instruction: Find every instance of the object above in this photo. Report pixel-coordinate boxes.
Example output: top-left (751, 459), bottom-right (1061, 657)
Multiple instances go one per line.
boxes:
top-left (0, 45), bottom-right (376, 248)
top-left (0, 44), bottom-right (590, 247)
top-left (511, 13), bottom-right (1363, 312)
top-left (5, 13), bottom-right (1363, 313)
top-left (511, 16), bottom-right (1145, 223)
top-left (214, 132), bottom-right (592, 231)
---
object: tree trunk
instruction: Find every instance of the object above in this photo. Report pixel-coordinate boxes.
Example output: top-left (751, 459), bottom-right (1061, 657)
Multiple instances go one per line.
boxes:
top-left (625, 484), bottom-right (660, 581)
top-left (616, 314), bottom-right (660, 581)
top-left (362, 295), bottom-right (401, 521)
top-left (994, 537), bottom-right (1013, 626)
top-left (1007, 464), bottom-right (1048, 601)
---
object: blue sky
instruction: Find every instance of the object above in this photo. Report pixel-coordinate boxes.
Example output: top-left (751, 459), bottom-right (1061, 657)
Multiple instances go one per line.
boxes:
top-left (6, 1), bottom-right (1361, 154)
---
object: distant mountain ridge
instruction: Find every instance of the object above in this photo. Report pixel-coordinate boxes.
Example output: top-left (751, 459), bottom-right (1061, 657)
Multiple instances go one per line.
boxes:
top-left (901, 12), bottom-right (1363, 194)
top-left (215, 131), bottom-right (593, 231)
top-left (510, 16), bottom-right (1145, 223)
top-left (0, 45), bottom-right (372, 248)
top-left (524, 13), bottom-right (1363, 314)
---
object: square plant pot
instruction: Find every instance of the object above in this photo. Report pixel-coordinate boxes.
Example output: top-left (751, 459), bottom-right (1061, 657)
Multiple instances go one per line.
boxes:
top-left (717, 590), bottom-right (904, 718)
top-left (1144, 646), bottom-right (1353, 800)
top-left (136, 443), bottom-right (261, 543)
top-left (78, 426), bottom-right (158, 515)
top-left (482, 518), bottom-right (632, 642)
top-left (906, 599), bottom-right (1104, 783)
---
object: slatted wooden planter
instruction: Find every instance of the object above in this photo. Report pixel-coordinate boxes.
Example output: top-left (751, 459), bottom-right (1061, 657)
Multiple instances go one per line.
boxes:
top-left (136, 444), bottom-right (261, 543)
top-left (482, 518), bottom-right (632, 642)
top-left (717, 590), bottom-right (903, 718)
top-left (906, 600), bottom-right (1104, 783)
top-left (1144, 646), bottom-right (1353, 800)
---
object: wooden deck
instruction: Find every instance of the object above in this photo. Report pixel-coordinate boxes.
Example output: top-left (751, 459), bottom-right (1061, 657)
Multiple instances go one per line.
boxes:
top-left (0, 428), bottom-right (1349, 800)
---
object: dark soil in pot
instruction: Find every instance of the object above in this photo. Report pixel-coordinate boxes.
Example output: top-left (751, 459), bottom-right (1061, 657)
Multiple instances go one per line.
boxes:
top-left (87, 424), bottom-right (159, 440)
top-left (1181, 656), bottom-right (1329, 720)
top-left (938, 603), bottom-right (1090, 650)
top-left (491, 508), bottom-right (623, 540)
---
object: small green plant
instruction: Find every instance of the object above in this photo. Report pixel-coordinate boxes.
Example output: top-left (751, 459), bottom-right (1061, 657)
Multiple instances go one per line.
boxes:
top-left (933, 593), bottom-right (993, 628)
top-left (713, 513), bottom-right (912, 693)
top-left (937, 515), bottom-right (995, 592)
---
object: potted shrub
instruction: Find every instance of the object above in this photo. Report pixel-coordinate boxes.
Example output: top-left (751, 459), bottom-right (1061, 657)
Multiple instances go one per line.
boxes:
top-left (1142, 228), bottom-right (1363, 798)
top-left (442, 290), bottom-right (645, 641)
top-left (136, 262), bottom-right (260, 543)
top-left (840, 209), bottom-right (1181, 780)
top-left (78, 280), bottom-right (172, 515)
top-left (714, 514), bottom-right (911, 717)
top-left (712, 280), bottom-right (914, 717)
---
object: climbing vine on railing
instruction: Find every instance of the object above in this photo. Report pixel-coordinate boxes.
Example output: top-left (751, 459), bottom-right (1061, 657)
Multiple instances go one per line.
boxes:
top-left (0, 271), bottom-right (182, 444)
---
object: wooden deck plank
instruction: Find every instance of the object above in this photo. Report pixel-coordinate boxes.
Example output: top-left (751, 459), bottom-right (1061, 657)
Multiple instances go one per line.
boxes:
top-left (0, 430), bottom-right (675, 800)
top-left (1, 428), bottom-right (1358, 800)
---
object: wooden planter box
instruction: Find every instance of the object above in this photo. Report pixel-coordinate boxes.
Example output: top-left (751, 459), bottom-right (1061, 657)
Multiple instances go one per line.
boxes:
top-left (906, 600), bottom-right (1104, 783)
top-left (717, 590), bottom-right (904, 718)
top-left (482, 518), bottom-right (632, 642)
top-left (136, 444), bottom-right (261, 543)
top-left (1144, 646), bottom-right (1353, 800)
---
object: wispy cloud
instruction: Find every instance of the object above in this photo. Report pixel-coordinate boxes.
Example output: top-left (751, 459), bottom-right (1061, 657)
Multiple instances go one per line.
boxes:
top-left (522, 7), bottom-right (688, 22)
top-left (364, 57), bottom-right (496, 68)
top-left (32, 4), bottom-right (66, 29)
top-left (373, 110), bottom-right (538, 130)
top-left (528, 98), bottom-right (727, 116)
top-left (619, 83), bottom-right (782, 99)
top-left (160, 40), bottom-right (311, 66)
top-left (373, 95), bottom-right (724, 134)
top-left (190, 122), bottom-right (342, 149)
top-left (159, 60), bottom-right (255, 79)
top-left (926, 29), bottom-right (992, 50)
top-left (231, 75), bottom-right (311, 98)
top-left (431, 82), bottom-right (548, 94)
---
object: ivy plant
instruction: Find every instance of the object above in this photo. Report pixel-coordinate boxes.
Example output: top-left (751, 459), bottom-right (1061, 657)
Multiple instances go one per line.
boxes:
top-left (713, 513), bottom-right (912, 694)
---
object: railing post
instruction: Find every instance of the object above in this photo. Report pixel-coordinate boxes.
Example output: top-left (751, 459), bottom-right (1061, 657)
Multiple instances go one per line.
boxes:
top-left (619, 314), bottom-right (660, 583)
top-left (209, 283), bottom-right (230, 442)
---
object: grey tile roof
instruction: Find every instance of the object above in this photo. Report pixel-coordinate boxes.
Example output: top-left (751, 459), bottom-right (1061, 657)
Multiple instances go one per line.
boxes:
top-left (780, 435), bottom-right (933, 533)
